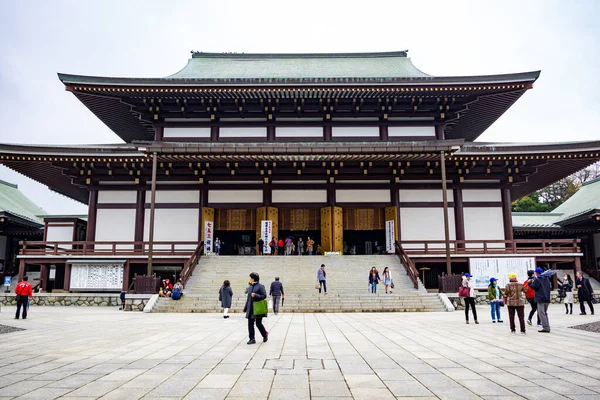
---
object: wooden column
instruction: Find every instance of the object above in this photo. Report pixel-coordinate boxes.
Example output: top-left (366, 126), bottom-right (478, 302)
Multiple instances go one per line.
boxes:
top-left (264, 187), bottom-right (272, 207)
top-left (435, 123), bottom-right (445, 140)
top-left (385, 206), bottom-right (399, 251)
top-left (201, 207), bottom-right (215, 242)
top-left (86, 189), bottom-right (98, 242)
top-left (321, 207), bottom-right (333, 252)
top-left (379, 123), bottom-right (389, 141)
top-left (454, 188), bottom-right (465, 249)
top-left (123, 260), bottom-right (131, 291)
top-left (147, 152), bottom-right (158, 276)
top-left (267, 126), bottom-right (275, 141)
top-left (63, 263), bottom-right (71, 292)
top-left (392, 186), bottom-right (401, 242)
top-left (332, 206), bottom-right (343, 253)
top-left (210, 126), bottom-right (219, 141)
top-left (327, 188), bottom-right (335, 207)
top-left (18, 259), bottom-right (26, 282)
top-left (324, 125), bottom-right (332, 141)
top-left (440, 151), bottom-right (452, 275)
top-left (154, 126), bottom-right (164, 141)
top-left (134, 190), bottom-right (145, 247)
top-left (40, 265), bottom-right (48, 292)
top-left (501, 188), bottom-right (514, 242)
top-left (267, 207), bottom-right (278, 244)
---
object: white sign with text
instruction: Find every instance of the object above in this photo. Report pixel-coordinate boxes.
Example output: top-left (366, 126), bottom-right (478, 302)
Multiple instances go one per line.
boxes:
top-left (261, 220), bottom-right (272, 254)
top-left (469, 257), bottom-right (535, 289)
top-left (385, 220), bottom-right (395, 253)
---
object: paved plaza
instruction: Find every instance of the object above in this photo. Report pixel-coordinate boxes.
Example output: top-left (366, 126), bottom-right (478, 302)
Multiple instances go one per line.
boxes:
top-left (1, 306), bottom-right (600, 400)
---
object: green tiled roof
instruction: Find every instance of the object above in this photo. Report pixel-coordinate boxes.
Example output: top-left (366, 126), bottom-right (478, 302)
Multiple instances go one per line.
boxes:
top-left (512, 213), bottom-right (563, 228)
top-left (167, 51), bottom-right (430, 80)
top-left (552, 177), bottom-right (600, 223)
top-left (0, 180), bottom-right (45, 225)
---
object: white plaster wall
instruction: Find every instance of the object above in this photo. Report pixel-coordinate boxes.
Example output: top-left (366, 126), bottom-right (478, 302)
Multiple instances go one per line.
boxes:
top-left (400, 208), bottom-right (456, 248)
top-left (144, 209), bottom-right (199, 249)
top-left (399, 189), bottom-right (454, 202)
top-left (163, 127), bottom-right (211, 138)
top-left (462, 189), bottom-right (502, 202)
top-left (95, 209), bottom-right (136, 249)
top-left (331, 127), bottom-right (379, 137)
top-left (208, 190), bottom-right (263, 204)
top-left (464, 207), bottom-right (505, 248)
top-left (388, 126), bottom-right (436, 137)
top-left (276, 127), bottom-right (323, 138)
top-left (336, 189), bottom-right (391, 203)
top-left (272, 190), bottom-right (327, 203)
top-left (46, 225), bottom-right (74, 242)
top-left (145, 190), bottom-right (199, 204)
top-left (97, 191), bottom-right (137, 204)
top-left (219, 127), bottom-right (267, 138)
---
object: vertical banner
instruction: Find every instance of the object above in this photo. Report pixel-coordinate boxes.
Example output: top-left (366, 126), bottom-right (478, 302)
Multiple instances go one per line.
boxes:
top-left (204, 220), bottom-right (213, 254)
top-left (385, 220), bottom-right (395, 253)
top-left (261, 220), bottom-right (272, 254)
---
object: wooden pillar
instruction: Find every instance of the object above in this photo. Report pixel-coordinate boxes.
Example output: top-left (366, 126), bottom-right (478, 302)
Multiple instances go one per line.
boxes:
top-left (574, 257), bottom-right (582, 273)
top-left (201, 207), bottom-right (215, 242)
top-left (440, 151), bottom-right (452, 275)
top-left (392, 186), bottom-right (401, 242)
top-left (327, 188), bottom-right (335, 207)
top-left (123, 260), bottom-right (131, 291)
top-left (551, 262), bottom-right (558, 290)
top-left (63, 263), bottom-right (71, 292)
top-left (501, 188), bottom-right (514, 242)
top-left (321, 207), bottom-right (333, 252)
top-left (267, 207), bottom-right (278, 244)
top-left (154, 126), bottom-right (164, 141)
top-left (324, 125), bottom-right (332, 141)
top-left (210, 126), bottom-right (219, 141)
top-left (264, 187), bottom-right (272, 207)
top-left (147, 152), bottom-right (158, 276)
top-left (379, 123), bottom-right (388, 141)
top-left (86, 189), bottom-right (98, 242)
top-left (385, 206), bottom-right (399, 251)
top-left (134, 190), bottom-right (145, 248)
top-left (267, 126), bottom-right (275, 141)
top-left (454, 188), bottom-right (465, 249)
top-left (435, 123), bottom-right (445, 140)
top-left (18, 259), bottom-right (26, 282)
top-left (40, 265), bottom-right (48, 292)
top-left (332, 206), bottom-right (343, 253)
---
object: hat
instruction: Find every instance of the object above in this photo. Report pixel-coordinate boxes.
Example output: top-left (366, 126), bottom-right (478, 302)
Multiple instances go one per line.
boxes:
top-left (535, 267), bottom-right (544, 274)
top-left (489, 277), bottom-right (497, 283)
top-left (508, 273), bottom-right (517, 279)
top-left (464, 273), bottom-right (472, 278)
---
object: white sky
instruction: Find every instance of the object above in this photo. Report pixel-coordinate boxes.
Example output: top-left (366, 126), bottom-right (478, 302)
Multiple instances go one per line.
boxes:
top-left (0, 0), bottom-right (599, 214)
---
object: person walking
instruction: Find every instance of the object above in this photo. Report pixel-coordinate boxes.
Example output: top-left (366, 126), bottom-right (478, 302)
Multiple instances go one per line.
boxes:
top-left (368, 267), bottom-right (381, 294)
top-left (219, 280), bottom-right (233, 319)
top-left (488, 277), bottom-right (504, 323)
top-left (382, 267), bottom-right (393, 294)
top-left (269, 277), bottom-right (284, 315)
top-left (558, 274), bottom-right (574, 315)
top-left (461, 273), bottom-right (478, 324)
top-left (504, 273), bottom-right (527, 334)
top-left (523, 270), bottom-right (541, 327)
top-left (243, 272), bottom-right (268, 344)
top-left (257, 238), bottom-right (265, 255)
top-left (297, 238), bottom-right (304, 256)
top-left (528, 267), bottom-right (557, 333)
top-left (317, 264), bottom-right (327, 294)
top-left (307, 237), bottom-right (315, 255)
top-left (285, 237), bottom-right (293, 256)
top-left (14, 276), bottom-right (33, 320)
top-left (576, 271), bottom-right (595, 315)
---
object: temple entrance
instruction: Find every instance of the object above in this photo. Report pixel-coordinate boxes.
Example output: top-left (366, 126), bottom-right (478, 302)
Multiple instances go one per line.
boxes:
top-left (343, 208), bottom-right (386, 255)
top-left (277, 231), bottom-right (321, 255)
top-left (214, 208), bottom-right (257, 255)
top-left (278, 208), bottom-right (322, 255)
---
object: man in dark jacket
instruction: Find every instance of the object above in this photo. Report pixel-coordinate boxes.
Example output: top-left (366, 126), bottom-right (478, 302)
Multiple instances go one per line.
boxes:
top-left (528, 267), bottom-right (556, 333)
top-left (269, 277), bottom-right (285, 315)
top-left (243, 272), bottom-right (268, 344)
top-left (576, 271), bottom-right (595, 315)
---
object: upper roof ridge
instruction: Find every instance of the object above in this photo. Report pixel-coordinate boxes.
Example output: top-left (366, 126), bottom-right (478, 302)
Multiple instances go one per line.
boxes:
top-left (0, 179), bottom-right (17, 189)
top-left (190, 51), bottom-right (409, 59)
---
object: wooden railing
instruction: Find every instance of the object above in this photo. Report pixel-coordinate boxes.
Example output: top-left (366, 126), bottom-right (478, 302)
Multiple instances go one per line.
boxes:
top-left (19, 241), bottom-right (199, 257)
top-left (582, 260), bottom-right (600, 282)
top-left (180, 242), bottom-right (204, 287)
top-left (394, 240), bottom-right (420, 289)
top-left (399, 239), bottom-right (580, 255)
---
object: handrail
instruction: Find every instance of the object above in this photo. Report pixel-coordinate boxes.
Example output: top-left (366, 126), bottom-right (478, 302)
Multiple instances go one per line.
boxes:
top-left (398, 239), bottom-right (580, 255)
top-left (394, 240), bottom-right (419, 289)
top-left (19, 241), bottom-right (199, 257)
top-left (180, 242), bottom-right (204, 287)
top-left (581, 260), bottom-right (600, 283)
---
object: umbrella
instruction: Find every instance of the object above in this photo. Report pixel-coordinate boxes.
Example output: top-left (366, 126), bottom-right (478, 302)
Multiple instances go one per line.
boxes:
top-left (282, 297), bottom-right (285, 307)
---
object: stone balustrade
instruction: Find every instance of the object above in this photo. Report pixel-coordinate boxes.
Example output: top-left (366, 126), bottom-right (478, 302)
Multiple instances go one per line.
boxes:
top-left (0, 293), bottom-right (151, 311)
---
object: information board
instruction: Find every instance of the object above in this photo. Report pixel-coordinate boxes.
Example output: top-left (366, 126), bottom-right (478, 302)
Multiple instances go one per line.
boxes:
top-left (261, 220), bottom-right (272, 255)
top-left (469, 258), bottom-right (535, 289)
top-left (70, 263), bottom-right (124, 290)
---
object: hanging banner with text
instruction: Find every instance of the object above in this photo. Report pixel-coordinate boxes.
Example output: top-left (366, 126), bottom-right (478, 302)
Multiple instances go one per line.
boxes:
top-left (469, 257), bottom-right (535, 289)
top-left (204, 221), bottom-right (214, 254)
top-left (385, 220), bottom-right (395, 253)
top-left (261, 220), bottom-right (272, 254)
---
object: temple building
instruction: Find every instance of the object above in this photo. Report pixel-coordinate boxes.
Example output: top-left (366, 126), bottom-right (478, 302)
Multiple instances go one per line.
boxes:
top-left (2, 51), bottom-right (600, 292)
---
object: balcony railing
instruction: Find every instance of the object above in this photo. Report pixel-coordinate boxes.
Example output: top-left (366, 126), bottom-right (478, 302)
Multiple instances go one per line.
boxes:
top-left (19, 241), bottom-right (199, 257)
top-left (399, 239), bottom-right (580, 255)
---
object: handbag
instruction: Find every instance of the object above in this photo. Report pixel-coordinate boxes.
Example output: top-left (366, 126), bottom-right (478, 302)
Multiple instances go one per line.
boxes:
top-left (458, 286), bottom-right (470, 297)
top-left (253, 299), bottom-right (268, 316)
top-left (315, 282), bottom-right (321, 290)
top-left (268, 298), bottom-right (273, 311)
top-left (592, 296), bottom-right (598, 304)
top-left (391, 281), bottom-right (395, 289)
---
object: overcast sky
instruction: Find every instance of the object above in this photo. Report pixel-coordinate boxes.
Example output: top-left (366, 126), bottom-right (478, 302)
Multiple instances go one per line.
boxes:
top-left (0, 0), bottom-right (599, 214)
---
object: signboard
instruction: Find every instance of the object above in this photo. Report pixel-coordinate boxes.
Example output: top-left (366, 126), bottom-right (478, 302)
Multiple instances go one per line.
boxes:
top-left (325, 251), bottom-right (341, 256)
top-left (204, 221), bottom-right (213, 254)
top-left (469, 258), bottom-right (535, 289)
top-left (385, 220), bottom-right (395, 254)
top-left (70, 263), bottom-right (124, 290)
top-left (261, 220), bottom-right (272, 255)
top-left (4, 276), bottom-right (11, 286)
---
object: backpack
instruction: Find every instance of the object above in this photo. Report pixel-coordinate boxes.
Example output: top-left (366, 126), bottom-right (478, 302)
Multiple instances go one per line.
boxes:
top-left (523, 280), bottom-right (535, 299)
top-left (172, 285), bottom-right (182, 300)
top-left (15, 282), bottom-right (29, 296)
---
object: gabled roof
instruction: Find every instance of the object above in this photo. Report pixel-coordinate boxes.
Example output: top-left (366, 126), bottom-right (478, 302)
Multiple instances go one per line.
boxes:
top-left (0, 180), bottom-right (45, 225)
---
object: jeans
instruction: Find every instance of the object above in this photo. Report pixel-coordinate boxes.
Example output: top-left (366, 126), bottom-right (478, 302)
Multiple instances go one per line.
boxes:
top-left (248, 316), bottom-right (267, 340)
top-left (508, 306), bottom-right (526, 332)
top-left (527, 298), bottom-right (540, 324)
top-left (308, 250), bottom-right (313, 255)
top-left (15, 295), bottom-right (28, 319)
top-left (319, 280), bottom-right (327, 293)
top-left (580, 299), bottom-right (595, 314)
top-left (272, 295), bottom-right (281, 314)
top-left (371, 282), bottom-right (377, 293)
top-left (490, 301), bottom-right (502, 321)
top-left (537, 302), bottom-right (550, 331)
top-left (464, 297), bottom-right (477, 321)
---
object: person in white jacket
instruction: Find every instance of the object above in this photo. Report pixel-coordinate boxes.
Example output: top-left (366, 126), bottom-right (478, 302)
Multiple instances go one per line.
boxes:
top-left (382, 267), bottom-right (393, 294)
top-left (462, 274), bottom-right (479, 324)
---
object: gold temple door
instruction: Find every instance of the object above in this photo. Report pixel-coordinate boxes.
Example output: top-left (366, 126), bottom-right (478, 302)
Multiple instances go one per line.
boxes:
top-left (332, 206), bottom-right (343, 252)
top-left (201, 207), bottom-right (214, 241)
top-left (267, 207), bottom-right (278, 243)
top-left (321, 207), bottom-right (332, 253)
top-left (385, 206), bottom-right (399, 245)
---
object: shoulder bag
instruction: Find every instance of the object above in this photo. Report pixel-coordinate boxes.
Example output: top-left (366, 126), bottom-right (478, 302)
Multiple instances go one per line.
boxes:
top-left (253, 299), bottom-right (268, 316)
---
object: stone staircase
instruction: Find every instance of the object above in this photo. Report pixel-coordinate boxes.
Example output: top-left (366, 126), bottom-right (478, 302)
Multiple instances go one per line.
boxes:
top-left (152, 255), bottom-right (448, 313)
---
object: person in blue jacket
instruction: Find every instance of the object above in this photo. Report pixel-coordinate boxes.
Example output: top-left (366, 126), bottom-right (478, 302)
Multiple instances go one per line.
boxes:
top-left (528, 267), bottom-right (557, 333)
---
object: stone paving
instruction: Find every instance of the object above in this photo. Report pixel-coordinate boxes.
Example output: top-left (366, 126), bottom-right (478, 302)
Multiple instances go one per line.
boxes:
top-left (1, 305), bottom-right (600, 399)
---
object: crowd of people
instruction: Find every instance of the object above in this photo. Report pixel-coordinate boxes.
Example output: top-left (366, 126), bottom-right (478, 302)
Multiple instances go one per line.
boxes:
top-left (256, 236), bottom-right (318, 256)
top-left (460, 267), bottom-right (596, 333)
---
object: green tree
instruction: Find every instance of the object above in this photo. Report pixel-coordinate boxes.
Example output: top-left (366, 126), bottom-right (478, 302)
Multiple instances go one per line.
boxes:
top-left (511, 195), bottom-right (550, 212)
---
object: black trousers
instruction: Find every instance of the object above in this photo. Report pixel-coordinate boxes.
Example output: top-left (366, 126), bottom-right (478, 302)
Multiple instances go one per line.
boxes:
top-left (527, 298), bottom-right (540, 324)
top-left (15, 296), bottom-right (28, 319)
top-left (248, 316), bottom-right (267, 340)
top-left (580, 299), bottom-right (595, 314)
top-left (464, 297), bottom-right (477, 321)
top-left (508, 306), bottom-right (526, 332)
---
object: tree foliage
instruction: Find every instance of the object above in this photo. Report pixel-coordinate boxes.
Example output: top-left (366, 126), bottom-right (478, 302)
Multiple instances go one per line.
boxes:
top-left (511, 195), bottom-right (550, 212)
